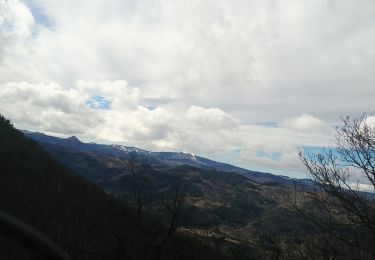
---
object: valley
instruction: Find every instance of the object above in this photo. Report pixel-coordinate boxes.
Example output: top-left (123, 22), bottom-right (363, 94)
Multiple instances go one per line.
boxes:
top-left (23, 131), bottom-right (317, 259)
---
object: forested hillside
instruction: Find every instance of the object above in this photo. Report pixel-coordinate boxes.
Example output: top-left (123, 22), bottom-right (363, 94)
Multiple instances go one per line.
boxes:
top-left (0, 115), bottom-right (229, 260)
top-left (2, 114), bottom-right (374, 259)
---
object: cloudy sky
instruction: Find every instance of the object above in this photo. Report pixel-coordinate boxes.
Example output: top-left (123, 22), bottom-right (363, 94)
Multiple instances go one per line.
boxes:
top-left (1, 0), bottom-right (374, 178)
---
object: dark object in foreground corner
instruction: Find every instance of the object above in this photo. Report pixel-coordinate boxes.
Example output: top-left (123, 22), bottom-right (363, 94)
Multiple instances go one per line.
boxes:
top-left (0, 211), bottom-right (72, 260)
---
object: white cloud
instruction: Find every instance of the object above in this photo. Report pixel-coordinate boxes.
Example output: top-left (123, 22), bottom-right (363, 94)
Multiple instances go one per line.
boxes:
top-left (76, 80), bottom-right (140, 111)
top-left (0, 0), bottom-right (34, 39)
top-left (0, 80), bottom-right (242, 151)
top-left (0, 0), bottom-right (372, 120)
top-left (2, 80), bottom-right (335, 177)
top-left (186, 106), bottom-right (239, 130)
top-left (365, 116), bottom-right (375, 129)
top-left (0, 0), bottom-right (373, 175)
top-left (0, 81), bottom-right (99, 133)
top-left (281, 114), bottom-right (332, 133)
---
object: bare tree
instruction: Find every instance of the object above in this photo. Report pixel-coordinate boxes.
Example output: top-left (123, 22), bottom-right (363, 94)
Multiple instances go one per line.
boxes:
top-left (299, 114), bottom-right (375, 259)
top-left (122, 154), bottom-right (186, 258)
top-left (125, 153), bottom-right (147, 216)
top-left (158, 184), bottom-right (185, 249)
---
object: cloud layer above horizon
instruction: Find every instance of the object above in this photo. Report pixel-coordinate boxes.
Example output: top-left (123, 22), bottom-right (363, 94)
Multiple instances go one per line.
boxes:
top-left (1, 0), bottom-right (374, 176)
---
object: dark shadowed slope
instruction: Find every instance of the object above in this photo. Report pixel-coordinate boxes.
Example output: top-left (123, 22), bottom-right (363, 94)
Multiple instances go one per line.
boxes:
top-left (22, 129), bottom-right (319, 259)
top-left (0, 116), bottom-right (230, 260)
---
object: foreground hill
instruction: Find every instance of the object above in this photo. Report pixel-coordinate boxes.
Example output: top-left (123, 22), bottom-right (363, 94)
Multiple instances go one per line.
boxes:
top-left (0, 115), bottom-right (230, 260)
top-left (22, 130), bottom-right (319, 259)
top-left (3, 121), bottom-right (368, 259)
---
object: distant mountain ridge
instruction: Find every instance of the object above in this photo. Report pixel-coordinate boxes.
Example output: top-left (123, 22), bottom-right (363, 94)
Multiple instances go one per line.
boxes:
top-left (22, 130), bottom-right (308, 185)
top-left (0, 117), bottom-right (233, 259)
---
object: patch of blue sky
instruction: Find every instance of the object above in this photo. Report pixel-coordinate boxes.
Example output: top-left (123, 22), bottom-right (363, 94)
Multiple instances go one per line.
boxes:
top-left (239, 160), bottom-right (308, 179)
top-left (300, 146), bottom-right (326, 154)
top-left (259, 121), bottom-right (279, 128)
top-left (270, 152), bottom-right (282, 161)
top-left (256, 150), bottom-right (282, 161)
top-left (300, 146), bottom-right (342, 160)
top-left (86, 95), bottom-right (111, 110)
top-left (256, 150), bottom-right (268, 158)
top-left (144, 105), bottom-right (158, 110)
top-left (201, 149), bottom-right (308, 179)
top-left (25, 1), bottom-right (54, 28)
top-left (301, 145), bottom-right (375, 169)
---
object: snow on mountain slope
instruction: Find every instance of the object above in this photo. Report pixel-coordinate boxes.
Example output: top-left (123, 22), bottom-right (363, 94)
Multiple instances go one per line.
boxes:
top-left (22, 130), bottom-right (306, 185)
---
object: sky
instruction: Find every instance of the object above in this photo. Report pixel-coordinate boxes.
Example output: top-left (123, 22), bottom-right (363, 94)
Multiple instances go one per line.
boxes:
top-left (0, 0), bottom-right (375, 178)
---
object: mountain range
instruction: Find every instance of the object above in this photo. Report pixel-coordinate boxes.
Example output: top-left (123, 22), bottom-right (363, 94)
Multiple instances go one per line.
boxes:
top-left (0, 113), bottom-right (367, 260)
top-left (22, 130), bottom-right (309, 186)
top-left (0, 116), bottom-right (327, 259)
top-left (20, 129), bottom-right (318, 259)
top-left (0, 116), bottom-right (235, 259)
